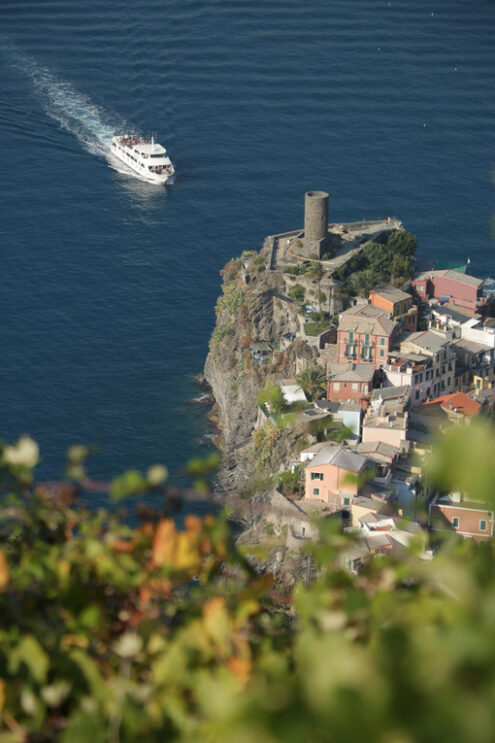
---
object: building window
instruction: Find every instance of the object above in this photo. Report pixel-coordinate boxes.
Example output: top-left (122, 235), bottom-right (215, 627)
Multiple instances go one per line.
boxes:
top-left (380, 338), bottom-right (385, 345)
top-left (352, 383), bottom-right (358, 392)
top-left (313, 488), bottom-right (320, 496)
top-left (480, 519), bottom-right (487, 531)
top-left (415, 389), bottom-right (419, 400)
top-left (365, 333), bottom-right (370, 345)
top-left (349, 331), bottom-right (354, 342)
top-left (343, 497), bottom-right (351, 505)
top-left (447, 377), bottom-right (451, 386)
top-left (380, 349), bottom-right (385, 357)
top-left (345, 344), bottom-right (356, 359)
top-left (452, 516), bottom-right (459, 529)
top-left (333, 382), bottom-right (340, 392)
top-left (311, 472), bottom-right (323, 481)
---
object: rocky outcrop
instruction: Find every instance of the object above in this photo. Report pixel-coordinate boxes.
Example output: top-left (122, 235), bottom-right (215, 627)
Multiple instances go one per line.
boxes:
top-left (204, 251), bottom-right (318, 492)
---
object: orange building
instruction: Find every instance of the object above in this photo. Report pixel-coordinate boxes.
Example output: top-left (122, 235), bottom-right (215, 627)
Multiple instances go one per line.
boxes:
top-left (369, 285), bottom-right (417, 332)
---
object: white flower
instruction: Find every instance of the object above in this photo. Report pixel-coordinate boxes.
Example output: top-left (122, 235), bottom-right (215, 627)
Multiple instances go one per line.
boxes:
top-left (113, 632), bottom-right (143, 659)
top-left (146, 464), bottom-right (168, 486)
top-left (3, 436), bottom-right (39, 469)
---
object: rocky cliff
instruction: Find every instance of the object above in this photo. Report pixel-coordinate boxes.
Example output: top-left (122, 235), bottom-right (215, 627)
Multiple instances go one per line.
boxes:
top-left (203, 248), bottom-right (318, 493)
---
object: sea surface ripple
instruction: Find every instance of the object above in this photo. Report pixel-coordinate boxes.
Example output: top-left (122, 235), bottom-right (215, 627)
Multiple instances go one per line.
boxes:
top-left (0, 0), bottom-right (494, 497)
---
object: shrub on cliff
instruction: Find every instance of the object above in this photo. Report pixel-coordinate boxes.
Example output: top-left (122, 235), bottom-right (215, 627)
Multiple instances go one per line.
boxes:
top-left (288, 284), bottom-right (305, 303)
top-left (257, 380), bottom-right (287, 415)
top-left (333, 229), bottom-right (417, 295)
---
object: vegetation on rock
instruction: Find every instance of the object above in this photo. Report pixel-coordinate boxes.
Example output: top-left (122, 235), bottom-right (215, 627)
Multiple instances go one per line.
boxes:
top-left (333, 229), bottom-right (417, 296)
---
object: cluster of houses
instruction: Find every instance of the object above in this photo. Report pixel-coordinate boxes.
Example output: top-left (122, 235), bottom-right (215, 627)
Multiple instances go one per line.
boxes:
top-left (269, 267), bottom-right (495, 570)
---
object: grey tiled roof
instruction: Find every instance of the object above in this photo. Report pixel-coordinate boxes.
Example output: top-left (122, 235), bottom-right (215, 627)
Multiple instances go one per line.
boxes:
top-left (308, 445), bottom-right (367, 473)
top-left (356, 440), bottom-right (399, 461)
top-left (451, 337), bottom-right (493, 354)
top-left (413, 269), bottom-right (483, 289)
top-left (371, 385), bottom-right (410, 402)
top-left (401, 331), bottom-right (451, 354)
top-left (371, 285), bottom-right (413, 304)
top-left (338, 303), bottom-right (397, 337)
top-left (328, 363), bottom-right (376, 383)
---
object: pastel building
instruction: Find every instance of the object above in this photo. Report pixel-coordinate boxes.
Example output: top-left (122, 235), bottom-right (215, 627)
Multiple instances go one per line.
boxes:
top-left (411, 270), bottom-right (488, 313)
top-left (429, 493), bottom-right (494, 542)
top-left (382, 352), bottom-right (435, 406)
top-left (326, 363), bottom-right (376, 408)
top-left (400, 331), bottom-right (456, 397)
top-left (337, 303), bottom-right (399, 367)
top-left (304, 445), bottom-right (367, 507)
top-left (369, 285), bottom-right (417, 332)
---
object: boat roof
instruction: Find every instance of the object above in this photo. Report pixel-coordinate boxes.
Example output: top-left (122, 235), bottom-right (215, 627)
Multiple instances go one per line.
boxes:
top-left (138, 143), bottom-right (166, 155)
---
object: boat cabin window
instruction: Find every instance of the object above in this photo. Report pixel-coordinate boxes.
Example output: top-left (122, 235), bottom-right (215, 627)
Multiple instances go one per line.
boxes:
top-left (150, 153), bottom-right (166, 158)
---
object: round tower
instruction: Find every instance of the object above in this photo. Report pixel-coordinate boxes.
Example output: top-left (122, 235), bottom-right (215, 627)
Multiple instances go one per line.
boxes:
top-left (303, 191), bottom-right (329, 257)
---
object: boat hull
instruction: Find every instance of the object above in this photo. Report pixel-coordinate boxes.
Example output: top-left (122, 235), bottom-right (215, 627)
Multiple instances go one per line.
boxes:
top-left (110, 139), bottom-right (173, 185)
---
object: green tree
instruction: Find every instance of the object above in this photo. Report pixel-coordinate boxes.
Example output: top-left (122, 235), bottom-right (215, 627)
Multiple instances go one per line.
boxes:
top-left (295, 366), bottom-right (327, 401)
top-left (288, 283), bottom-right (305, 303)
top-left (257, 380), bottom-right (287, 415)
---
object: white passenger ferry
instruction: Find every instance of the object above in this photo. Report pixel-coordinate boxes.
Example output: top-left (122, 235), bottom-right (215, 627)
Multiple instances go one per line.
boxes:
top-left (110, 134), bottom-right (175, 184)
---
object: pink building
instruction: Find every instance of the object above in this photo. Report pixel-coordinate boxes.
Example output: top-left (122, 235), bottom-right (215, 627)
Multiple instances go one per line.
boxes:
top-left (411, 270), bottom-right (487, 313)
top-left (326, 363), bottom-right (376, 408)
top-left (429, 493), bottom-right (494, 541)
top-left (304, 445), bottom-right (367, 507)
top-left (337, 303), bottom-right (399, 368)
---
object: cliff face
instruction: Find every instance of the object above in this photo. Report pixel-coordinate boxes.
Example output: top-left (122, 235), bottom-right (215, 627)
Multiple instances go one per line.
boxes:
top-left (204, 251), bottom-right (318, 492)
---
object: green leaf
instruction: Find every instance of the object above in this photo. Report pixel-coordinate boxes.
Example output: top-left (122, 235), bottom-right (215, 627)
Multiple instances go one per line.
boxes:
top-left (9, 635), bottom-right (49, 684)
top-left (110, 469), bottom-right (147, 501)
top-left (61, 712), bottom-right (107, 743)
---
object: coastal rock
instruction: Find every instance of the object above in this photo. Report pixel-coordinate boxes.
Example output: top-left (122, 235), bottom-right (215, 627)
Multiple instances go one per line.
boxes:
top-left (204, 253), bottom-right (318, 492)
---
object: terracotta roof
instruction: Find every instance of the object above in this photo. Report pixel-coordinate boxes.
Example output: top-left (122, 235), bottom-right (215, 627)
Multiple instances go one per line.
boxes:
top-left (420, 392), bottom-right (481, 418)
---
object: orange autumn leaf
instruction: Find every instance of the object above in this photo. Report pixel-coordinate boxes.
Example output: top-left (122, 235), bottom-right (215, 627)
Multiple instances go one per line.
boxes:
top-left (184, 514), bottom-right (202, 534)
top-left (152, 519), bottom-right (177, 566)
top-left (113, 539), bottom-right (135, 553)
top-left (0, 551), bottom-right (9, 593)
top-left (203, 596), bottom-right (227, 620)
top-left (227, 656), bottom-right (252, 688)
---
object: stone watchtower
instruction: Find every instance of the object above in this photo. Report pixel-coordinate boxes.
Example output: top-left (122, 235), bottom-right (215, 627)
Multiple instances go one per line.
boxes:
top-left (302, 190), bottom-right (330, 258)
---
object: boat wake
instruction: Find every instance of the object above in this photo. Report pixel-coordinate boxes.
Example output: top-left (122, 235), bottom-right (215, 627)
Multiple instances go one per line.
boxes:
top-left (2, 42), bottom-right (148, 178)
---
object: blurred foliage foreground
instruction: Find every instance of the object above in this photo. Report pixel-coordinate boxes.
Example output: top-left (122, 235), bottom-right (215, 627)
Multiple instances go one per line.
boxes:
top-left (2, 426), bottom-right (495, 742)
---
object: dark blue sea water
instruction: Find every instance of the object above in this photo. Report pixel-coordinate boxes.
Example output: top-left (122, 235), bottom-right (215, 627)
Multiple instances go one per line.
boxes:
top-left (1, 0), bottom-right (494, 492)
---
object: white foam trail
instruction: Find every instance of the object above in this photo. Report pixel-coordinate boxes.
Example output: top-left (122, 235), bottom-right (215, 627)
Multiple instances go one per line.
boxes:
top-left (3, 42), bottom-right (127, 161)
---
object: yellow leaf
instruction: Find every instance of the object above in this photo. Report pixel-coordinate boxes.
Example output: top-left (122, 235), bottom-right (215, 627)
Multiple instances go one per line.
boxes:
top-left (174, 532), bottom-right (201, 571)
